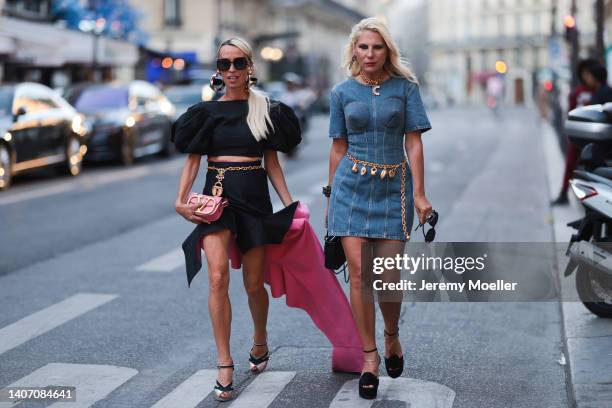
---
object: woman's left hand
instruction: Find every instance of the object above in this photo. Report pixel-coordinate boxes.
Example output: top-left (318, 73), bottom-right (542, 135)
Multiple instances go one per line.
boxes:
top-left (414, 194), bottom-right (433, 226)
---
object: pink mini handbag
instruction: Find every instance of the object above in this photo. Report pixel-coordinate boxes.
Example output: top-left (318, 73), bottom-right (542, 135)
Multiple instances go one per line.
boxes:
top-left (186, 192), bottom-right (229, 222)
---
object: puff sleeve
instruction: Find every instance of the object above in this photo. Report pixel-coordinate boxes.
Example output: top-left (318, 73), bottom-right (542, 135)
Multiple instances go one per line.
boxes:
top-left (264, 101), bottom-right (302, 152)
top-left (171, 103), bottom-right (214, 155)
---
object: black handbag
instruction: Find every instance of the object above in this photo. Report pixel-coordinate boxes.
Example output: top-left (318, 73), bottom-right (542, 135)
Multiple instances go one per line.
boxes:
top-left (324, 233), bottom-right (349, 282)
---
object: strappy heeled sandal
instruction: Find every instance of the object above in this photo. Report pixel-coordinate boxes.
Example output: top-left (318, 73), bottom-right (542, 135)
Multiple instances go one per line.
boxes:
top-left (213, 363), bottom-right (234, 402)
top-left (384, 328), bottom-right (404, 378)
top-left (249, 340), bottom-right (270, 373)
top-left (359, 347), bottom-right (380, 400)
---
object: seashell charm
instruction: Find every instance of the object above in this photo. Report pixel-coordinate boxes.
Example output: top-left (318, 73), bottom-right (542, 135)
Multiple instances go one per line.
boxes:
top-left (360, 166), bottom-right (367, 176)
top-left (352, 163), bottom-right (358, 173)
top-left (380, 169), bottom-right (387, 179)
top-left (388, 169), bottom-right (396, 178)
top-left (370, 167), bottom-right (377, 176)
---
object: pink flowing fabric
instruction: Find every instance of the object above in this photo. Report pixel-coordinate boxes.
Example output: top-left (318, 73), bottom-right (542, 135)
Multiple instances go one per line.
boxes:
top-left (227, 202), bottom-right (363, 373)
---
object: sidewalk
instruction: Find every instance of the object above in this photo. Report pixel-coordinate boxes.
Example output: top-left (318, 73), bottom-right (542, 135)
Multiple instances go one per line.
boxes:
top-left (541, 121), bottom-right (612, 408)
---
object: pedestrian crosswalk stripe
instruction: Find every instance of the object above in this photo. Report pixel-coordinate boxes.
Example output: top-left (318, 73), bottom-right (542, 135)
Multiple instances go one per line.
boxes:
top-left (0, 293), bottom-right (117, 356)
top-left (151, 369), bottom-right (218, 408)
top-left (229, 371), bottom-right (296, 408)
top-left (0, 363), bottom-right (137, 408)
top-left (135, 248), bottom-right (184, 273)
top-left (329, 377), bottom-right (456, 407)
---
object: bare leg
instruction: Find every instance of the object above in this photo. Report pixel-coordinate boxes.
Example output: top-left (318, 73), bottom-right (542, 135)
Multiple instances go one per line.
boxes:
top-left (202, 230), bottom-right (233, 395)
top-left (375, 239), bottom-right (405, 359)
top-left (342, 236), bottom-right (379, 376)
top-left (242, 245), bottom-right (269, 358)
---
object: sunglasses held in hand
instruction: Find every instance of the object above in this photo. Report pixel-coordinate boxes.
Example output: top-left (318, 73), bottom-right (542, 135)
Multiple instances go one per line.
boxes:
top-left (414, 210), bottom-right (438, 243)
top-left (216, 57), bottom-right (249, 72)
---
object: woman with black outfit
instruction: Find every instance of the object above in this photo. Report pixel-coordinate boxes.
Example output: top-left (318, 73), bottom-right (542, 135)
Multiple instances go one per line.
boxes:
top-left (172, 37), bottom-right (300, 401)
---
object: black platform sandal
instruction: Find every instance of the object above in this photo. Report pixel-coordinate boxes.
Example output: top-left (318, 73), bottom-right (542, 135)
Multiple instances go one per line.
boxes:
top-left (213, 363), bottom-right (234, 402)
top-left (249, 340), bottom-right (270, 373)
top-left (384, 328), bottom-right (404, 378)
top-left (359, 347), bottom-right (380, 400)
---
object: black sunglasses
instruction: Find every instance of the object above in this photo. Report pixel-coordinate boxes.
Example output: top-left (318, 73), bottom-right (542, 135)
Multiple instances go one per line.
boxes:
top-left (216, 57), bottom-right (249, 72)
top-left (414, 210), bottom-right (438, 243)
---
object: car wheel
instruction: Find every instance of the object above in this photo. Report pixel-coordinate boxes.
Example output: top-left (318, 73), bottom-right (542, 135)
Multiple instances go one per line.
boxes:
top-left (158, 127), bottom-right (174, 158)
top-left (120, 131), bottom-right (135, 166)
top-left (0, 144), bottom-right (12, 190)
top-left (65, 136), bottom-right (83, 176)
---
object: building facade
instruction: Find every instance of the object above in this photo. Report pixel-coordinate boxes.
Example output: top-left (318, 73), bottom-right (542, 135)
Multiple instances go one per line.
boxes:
top-left (427, 0), bottom-right (597, 107)
top-left (130, 0), bottom-right (373, 88)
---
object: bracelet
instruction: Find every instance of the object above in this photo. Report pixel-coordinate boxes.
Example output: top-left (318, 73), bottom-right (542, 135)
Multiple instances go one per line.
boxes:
top-left (322, 185), bottom-right (331, 197)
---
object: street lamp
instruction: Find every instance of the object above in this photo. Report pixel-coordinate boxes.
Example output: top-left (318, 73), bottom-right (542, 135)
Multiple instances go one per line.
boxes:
top-left (79, 17), bottom-right (106, 82)
top-left (92, 18), bottom-right (106, 82)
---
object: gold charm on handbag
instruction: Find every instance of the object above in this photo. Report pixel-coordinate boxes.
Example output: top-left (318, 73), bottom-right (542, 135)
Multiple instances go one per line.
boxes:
top-left (370, 167), bottom-right (377, 176)
top-left (352, 163), bottom-right (359, 173)
top-left (212, 169), bottom-right (226, 196)
top-left (380, 169), bottom-right (387, 179)
top-left (360, 166), bottom-right (367, 176)
top-left (388, 169), bottom-right (396, 178)
top-left (212, 182), bottom-right (223, 196)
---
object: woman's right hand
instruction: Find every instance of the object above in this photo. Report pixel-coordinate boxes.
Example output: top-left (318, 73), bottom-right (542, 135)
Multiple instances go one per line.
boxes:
top-left (175, 202), bottom-right (211, 224)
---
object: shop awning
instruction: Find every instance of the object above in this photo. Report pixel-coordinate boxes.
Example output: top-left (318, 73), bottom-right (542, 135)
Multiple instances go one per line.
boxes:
top-left (0, 16), bottom-right (138, 67)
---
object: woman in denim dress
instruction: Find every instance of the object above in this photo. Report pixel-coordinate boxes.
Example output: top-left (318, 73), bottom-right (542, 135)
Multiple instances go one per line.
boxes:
top-left (326, 17), bottom-right (433, 399)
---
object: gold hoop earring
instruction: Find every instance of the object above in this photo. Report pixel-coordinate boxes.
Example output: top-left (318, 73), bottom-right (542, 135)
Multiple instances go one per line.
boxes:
top-left (210, 71), bottom-right (225, 92)
top-left (245, 69), bottom-right (257, 89)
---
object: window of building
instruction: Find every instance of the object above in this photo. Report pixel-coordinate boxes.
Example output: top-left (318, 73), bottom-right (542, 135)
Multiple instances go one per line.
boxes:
top-left (164, 0), bottom-right (182, 27)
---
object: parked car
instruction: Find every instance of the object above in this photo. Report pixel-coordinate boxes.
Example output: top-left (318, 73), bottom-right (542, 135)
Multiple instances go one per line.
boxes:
top-left (64, 81), bottom-right (175, 165)
top-left (0, 82), bottom-right (89, 190)
top-left (164, 84), bottom-right (217, 121)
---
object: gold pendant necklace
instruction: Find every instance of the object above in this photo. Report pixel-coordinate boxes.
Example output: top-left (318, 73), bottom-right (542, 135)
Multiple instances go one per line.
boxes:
top-left (359, 73), bottom-right (383, 96)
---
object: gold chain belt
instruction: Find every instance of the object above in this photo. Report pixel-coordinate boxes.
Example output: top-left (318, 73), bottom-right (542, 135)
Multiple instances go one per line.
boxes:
top-left (206, 164), bottom-right (263, 196)
top-left (345, 153), bottom-right (410, 240)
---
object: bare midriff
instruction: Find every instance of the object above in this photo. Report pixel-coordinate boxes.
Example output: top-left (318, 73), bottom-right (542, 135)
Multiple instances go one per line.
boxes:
top-left (208, 155), bottom-right (263, 162)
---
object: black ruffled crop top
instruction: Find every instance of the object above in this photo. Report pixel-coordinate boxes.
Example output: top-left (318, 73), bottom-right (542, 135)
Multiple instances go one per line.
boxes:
top-left (171, 99), bottom-right (301, 156)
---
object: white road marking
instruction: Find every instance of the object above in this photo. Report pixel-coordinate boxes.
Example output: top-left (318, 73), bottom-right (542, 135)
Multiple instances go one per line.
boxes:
top-left (0, 363), bottom-right (137, 408)
top-left (0, 183), bottom-right (75, 206)
top-left (329, 377), bottom-right (455, 408)
top-left (230, 371), bottom-right (296, 408)
top-left (135, 248), bottom-right (184, 273)
top-left (0, 293), bottom-right (117, 356)
top-left (151, 369), bottom-right (218, 408)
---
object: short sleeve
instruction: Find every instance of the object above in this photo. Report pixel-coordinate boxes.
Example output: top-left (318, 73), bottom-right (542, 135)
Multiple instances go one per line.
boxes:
top-left (171, 103), bottom-right (213, 155)
top-left (328, 88), bottom-right (347, 138)
top-left (404, 81), bottom-right (432, 134)
top-left (265, 101), bottom-right (302, 152)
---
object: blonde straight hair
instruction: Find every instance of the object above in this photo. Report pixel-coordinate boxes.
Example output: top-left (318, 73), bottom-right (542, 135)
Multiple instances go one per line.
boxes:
top-left (218, 37), bottom-right (273, 141)
top-left (343, 17), bottom-right (418, 84)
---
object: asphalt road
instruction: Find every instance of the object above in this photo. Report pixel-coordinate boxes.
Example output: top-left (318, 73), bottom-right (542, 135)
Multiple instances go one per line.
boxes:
top-left (0, 107), bottom-right (571, 407)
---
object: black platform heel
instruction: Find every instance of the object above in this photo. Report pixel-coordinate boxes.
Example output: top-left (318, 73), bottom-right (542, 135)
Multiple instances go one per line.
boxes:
top-left (249, 340), bottom-right (270, 373)
top-left (384, 328), bottom-right (404, 378)
top-left (213, 362), bottom-right (234, 402)
top-left (359, 347), bottom-right (380, 400)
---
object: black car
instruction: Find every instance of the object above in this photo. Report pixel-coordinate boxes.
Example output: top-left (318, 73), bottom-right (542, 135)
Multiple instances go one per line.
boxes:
top-left (65, 81), bottom-right (175, 165)
top-left (0, 82), bottom-right (88, 190)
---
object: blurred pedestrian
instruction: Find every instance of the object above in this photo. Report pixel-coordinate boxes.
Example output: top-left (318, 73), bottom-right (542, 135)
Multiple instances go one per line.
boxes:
top-left (583, 61), bottom-right (612, 105)
top-left (172, 37), bottom-right (302, 402)
top-left (325, 17), bottom-right (433, 400)
top-left (552, 59), bottom-right (607, 205)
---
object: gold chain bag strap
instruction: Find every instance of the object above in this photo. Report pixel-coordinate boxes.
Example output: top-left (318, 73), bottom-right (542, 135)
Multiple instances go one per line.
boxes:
top-left (346, 153), bottom-right (410, 240)
top-left (185, 164), bottom-right (263, 223)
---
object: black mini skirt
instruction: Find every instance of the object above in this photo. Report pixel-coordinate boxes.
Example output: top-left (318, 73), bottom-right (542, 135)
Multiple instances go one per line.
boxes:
top-left (182, 160), bottom-right (298, 287)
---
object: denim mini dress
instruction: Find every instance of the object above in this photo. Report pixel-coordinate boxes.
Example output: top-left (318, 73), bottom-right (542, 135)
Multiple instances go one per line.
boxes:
top-left (327, 76), bottom-right (431, 241)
